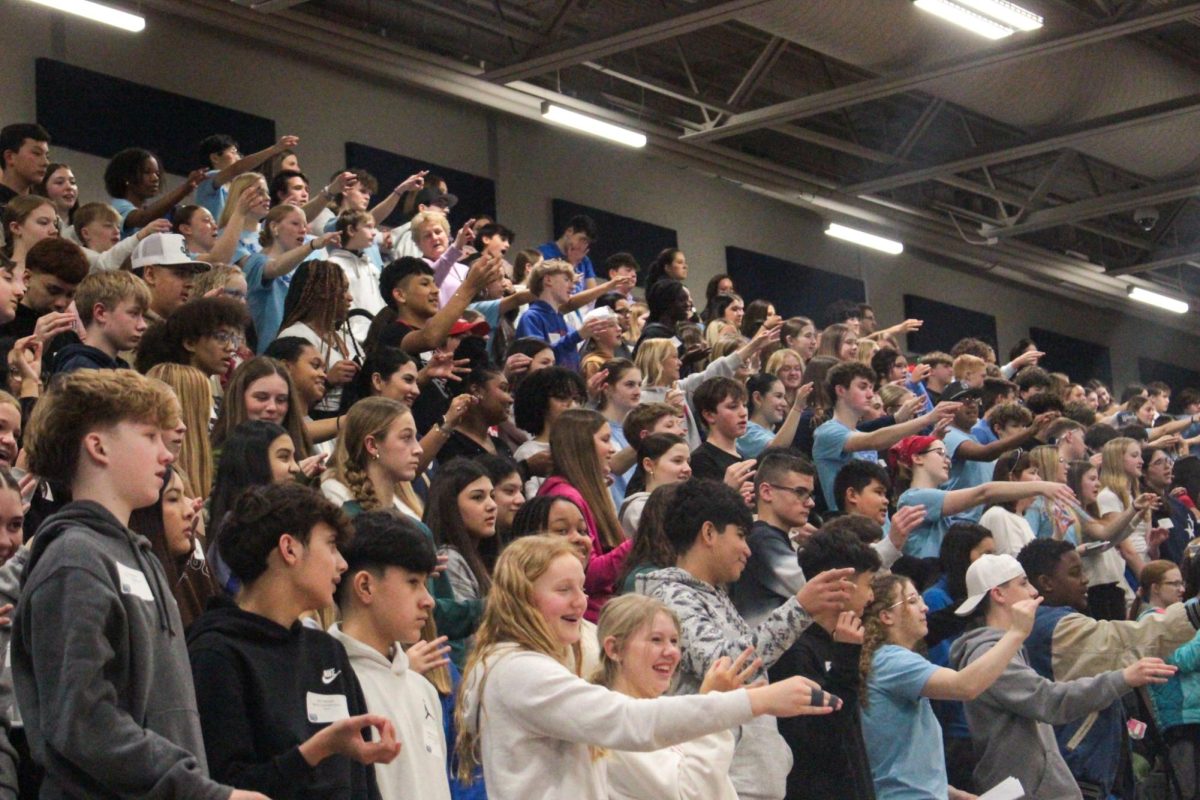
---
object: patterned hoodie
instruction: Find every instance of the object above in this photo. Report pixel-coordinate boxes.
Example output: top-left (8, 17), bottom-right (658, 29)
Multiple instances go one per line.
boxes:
top-left (636, 566), bottom-right (812, 800)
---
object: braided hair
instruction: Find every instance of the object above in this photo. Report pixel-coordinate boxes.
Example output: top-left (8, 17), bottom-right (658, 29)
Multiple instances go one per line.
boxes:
top-left (280, 260), bottom-right (351, 357)
top-left (331, 397), bottom-right (407, 512)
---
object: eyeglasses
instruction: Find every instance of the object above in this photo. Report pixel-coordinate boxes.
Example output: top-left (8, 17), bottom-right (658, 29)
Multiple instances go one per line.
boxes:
top-left (765, 483), bottom-right (813, 502)
top-left (1162, 580), bottom-right (1186, 588)
top-left (211, 330), bottom-right (244, 348)
top-left (222, 288), bottom-right (247, 301)
top-left (919, 447), bottom-right (948, 458)
top-left (887, 592), bottom-right (921, 610)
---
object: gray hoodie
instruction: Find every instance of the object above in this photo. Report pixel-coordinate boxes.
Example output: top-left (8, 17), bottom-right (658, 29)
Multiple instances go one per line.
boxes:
top-left (12, 501), bottom-right (229, 800)
top-left (0, 549), bottom-right (25, 800)
top-left (949, 625), bottom-right (1130, 800)
top-left (636, 566), bottom-right (811, 800)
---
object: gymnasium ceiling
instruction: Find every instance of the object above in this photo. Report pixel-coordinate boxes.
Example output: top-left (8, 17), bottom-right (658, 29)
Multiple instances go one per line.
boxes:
top-left (175, 0), bottom-right (1200, 319)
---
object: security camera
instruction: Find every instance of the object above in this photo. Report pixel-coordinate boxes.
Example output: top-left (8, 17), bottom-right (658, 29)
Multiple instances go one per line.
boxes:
top-left (1133, 206), bottom-right (1159, 232)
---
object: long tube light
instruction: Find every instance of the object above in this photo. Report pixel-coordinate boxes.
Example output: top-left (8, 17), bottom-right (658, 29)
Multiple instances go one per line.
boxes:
top-left (1128, 286), bottom-right (1189, 314)
top-left (24, 0), bottom-right (145, 32)
top-left (953, 0), bottom-right (1043, 31)
top-left (913, 0), bottom-right (1016, 39)
top-left (825, 223), bottom-right (905, 255)
top-left (540, 102), bottom-right (647, 148)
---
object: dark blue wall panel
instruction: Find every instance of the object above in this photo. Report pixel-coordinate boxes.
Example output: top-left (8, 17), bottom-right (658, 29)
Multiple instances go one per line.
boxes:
top-left (725, 246), bottom-right (865, 320)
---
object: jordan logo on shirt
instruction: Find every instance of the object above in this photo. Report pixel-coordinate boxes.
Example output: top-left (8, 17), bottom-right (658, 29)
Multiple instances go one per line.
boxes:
top-left (321, 668), bottom-right (341, 685)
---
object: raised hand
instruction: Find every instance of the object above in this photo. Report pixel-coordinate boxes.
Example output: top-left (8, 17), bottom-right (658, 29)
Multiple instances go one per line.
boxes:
top-left (135, 218), bottom-right (174, 240)
top-left (796, 568), bottom-right (856, 616)
top-left (700, 647), bottom-right (761, 694)
top-left (453, 219), bottom-right (478, 251)
top-left (907, 363), bottom-right (931, 384)
top-left (443, 394), bottom-right (476, 429)
top-left (748, 674), bottom-right (841, 718)
top-left (422, 350), bottom-right (471, 383)
top-left (395, 170), bottom-right (428, 195)
top-left (1008, 596), bottom-right (1043, 636)
top-left (406, 636), bottom-right (452, 676)
top-left (1122, 657), bottom-right (1178, 687)
top-left (895, 394), bottom-right (926, 423)
top-left (1132, 492), bottom-right (1161, 513)
top-left (833, 611), bottom-right (864, 644)
top-left (723, 459), bottom-right (756, 491)
top-left (888, 504), bottom-right (926, 550)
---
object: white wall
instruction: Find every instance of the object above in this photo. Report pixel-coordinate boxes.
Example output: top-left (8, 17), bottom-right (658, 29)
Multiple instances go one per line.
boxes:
top-left (1, 2), bottom-right (1196, 389)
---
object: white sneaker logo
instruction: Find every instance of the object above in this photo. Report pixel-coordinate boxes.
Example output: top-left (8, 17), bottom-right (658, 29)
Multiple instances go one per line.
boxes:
top-left (321, 668), bottom-right (341, 685)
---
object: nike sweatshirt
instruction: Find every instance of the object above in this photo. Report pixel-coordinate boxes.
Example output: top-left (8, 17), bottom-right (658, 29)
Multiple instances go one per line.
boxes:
top-left (187, 598), bottom-right (380, 799)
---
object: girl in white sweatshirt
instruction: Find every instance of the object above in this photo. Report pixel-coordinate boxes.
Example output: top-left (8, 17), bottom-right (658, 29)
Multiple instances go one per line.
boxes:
top-left (592, 593), bottom-right (740, 800)
top-left (454, 535), bottom-right (837, 800)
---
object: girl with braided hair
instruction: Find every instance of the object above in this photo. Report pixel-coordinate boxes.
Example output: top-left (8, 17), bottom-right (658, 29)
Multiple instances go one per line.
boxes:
top-left (858, 572), bottom-right (1036, 800)
top-left (321, 396), bottom-right (423, 518)
top-left (278, 259), bottom-right (361, 418)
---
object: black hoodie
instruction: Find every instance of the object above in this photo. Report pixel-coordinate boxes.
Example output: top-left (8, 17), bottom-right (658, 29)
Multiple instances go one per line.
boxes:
top-left (12, 500), bottom-right (228, 800)
top-left (187, 598), bottom-right (381, 800)
top-left (51, 342), bottom-right (129, 375)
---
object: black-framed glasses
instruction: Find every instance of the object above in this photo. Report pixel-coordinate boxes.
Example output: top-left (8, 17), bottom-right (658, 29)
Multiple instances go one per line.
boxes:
top-left (765, 483), bottom-right (813, 501)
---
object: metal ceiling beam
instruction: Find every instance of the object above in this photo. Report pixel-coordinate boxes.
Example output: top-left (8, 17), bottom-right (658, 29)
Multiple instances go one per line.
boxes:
top-left (845, 92), bottom-right (1200, 195)
top-left (405, 0), bottom-right (544, 45)
top-left (726, 36), bottom-right (787, 110)
top-left (242, 0), bottom-right (309, 9)
top-left (582, 62), bottom-right (1152, 249)
top-left (986, 174), bottom-right (1200, 238)
top-left (682, 1), bottom-right (1200, 142)
top-left (479, 0), bottom-right (774, 83)
top-left (1106, 244), bottom-right (1200, 276)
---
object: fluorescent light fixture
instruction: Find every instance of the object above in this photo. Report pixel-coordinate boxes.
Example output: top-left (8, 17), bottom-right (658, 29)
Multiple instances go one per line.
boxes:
top-left (914, 0), bottom-right (1015, 39)
top-left (24, 0), bottom-right (144, 31)
top-left (540, 102), bottom-right (647, 148)
top-left (953, 0), bottom-right (1043, 31)
top-left (1128, 286), bottom-right (1189, 314)
top-left (825, 223), bottom-right (904, 255)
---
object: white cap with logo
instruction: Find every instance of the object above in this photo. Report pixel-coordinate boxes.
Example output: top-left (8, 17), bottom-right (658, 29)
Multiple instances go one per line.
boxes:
top-left (955, 554), bottom-right (1027, 616)
top-left (131, 233), bottom-right (212, 272)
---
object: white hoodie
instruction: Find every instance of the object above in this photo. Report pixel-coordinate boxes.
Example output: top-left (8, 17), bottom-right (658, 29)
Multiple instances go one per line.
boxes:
top-left (458, 644), bottom-right (753, 800)
top-left (607, 730), bottom-right (739, 800)
top-left (328, 626), bottom-right (451, 800)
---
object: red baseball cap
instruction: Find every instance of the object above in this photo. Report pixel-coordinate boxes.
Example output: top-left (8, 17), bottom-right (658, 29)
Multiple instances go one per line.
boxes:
top-left (448, 319), bottom-right (491, 337)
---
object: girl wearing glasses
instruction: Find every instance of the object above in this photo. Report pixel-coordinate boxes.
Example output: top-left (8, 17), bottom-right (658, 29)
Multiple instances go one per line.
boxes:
top-left (893, 434), bottom-right (1075, 559)
top-left (1143, 444), bottom-right (1197, 564)
top-left (859, 572), bottom-right (1038, 800)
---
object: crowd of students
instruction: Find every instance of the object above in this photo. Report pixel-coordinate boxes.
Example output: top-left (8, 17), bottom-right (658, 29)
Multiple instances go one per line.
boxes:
top-left (0, 117), bottom-right (1199, 800)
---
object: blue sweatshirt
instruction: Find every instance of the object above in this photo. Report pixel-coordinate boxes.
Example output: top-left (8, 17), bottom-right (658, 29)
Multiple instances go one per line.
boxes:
top-left (515, 300), bottom-right (582, 370)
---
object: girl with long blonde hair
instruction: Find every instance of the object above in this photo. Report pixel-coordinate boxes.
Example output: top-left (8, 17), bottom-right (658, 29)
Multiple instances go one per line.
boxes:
top-left (1093, 437), bottom-right (1162, 617)
top-left (147, 363), bottom-right (215, 499)
top-left (454, 535), bottom-right (833, 799)
top-left (591, 593), bottom-right (742, 800)
top-left (322, 397), bottom-right (423, 518)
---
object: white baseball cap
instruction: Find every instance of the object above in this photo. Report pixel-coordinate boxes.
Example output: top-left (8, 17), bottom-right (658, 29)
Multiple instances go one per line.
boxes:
top-left (955, 554), bottom-right (1026, 616)
top-left (131, 233), bottom-right (211, 273)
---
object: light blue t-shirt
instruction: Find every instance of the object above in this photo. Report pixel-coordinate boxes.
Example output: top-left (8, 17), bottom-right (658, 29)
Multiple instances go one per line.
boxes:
top-left (897, 487), bottom-right (951, 558)
top-left (469, 299), bottom-right (503, 352)
top-left (813, 418), bottom-right (876, 510)
top-left (861, 644), bottom-right (947, 800)
top-left (1024, 496), bottom-right (1081, 545)
top-left (970, 417), bottom-right (997, 445)
top-left (736, 421), bottom-right (775, 459)
top-left (607, 420), bottom-right (634, 509)
top-left (245, 252), bottom-right (291, 352)
top-left (194, 169), bottom-right (228, 220)
top-left (110, 198), bottom-right (139, 238)
top-left (941, 427), bottom-right (994, 522)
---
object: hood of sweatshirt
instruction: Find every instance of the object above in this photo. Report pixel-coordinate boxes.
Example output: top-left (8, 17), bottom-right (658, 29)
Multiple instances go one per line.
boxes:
top-left (26, 500), bottom-right (176, 635)
top-left (186, 595), bottom-right (305, 647)
top-left (948, 624), bottom-right (1005, 669)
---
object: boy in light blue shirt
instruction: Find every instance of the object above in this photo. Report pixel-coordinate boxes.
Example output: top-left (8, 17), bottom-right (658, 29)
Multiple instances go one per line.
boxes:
top-left (194, 133), bottom-right (299, 220)
top-left (813, 361), bottom-right (953, 511)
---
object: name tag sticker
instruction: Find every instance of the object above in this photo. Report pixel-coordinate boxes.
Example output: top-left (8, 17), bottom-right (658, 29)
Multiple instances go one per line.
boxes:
top-left (548, 333), bottom-right (562, 345)
top-left (306, 692), bottom-right (349, 724)
top-left (115, 562), bottom-right (154, 601)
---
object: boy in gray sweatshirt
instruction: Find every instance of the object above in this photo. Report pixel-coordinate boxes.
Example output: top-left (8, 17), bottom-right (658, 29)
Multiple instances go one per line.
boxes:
top-left (636, 479), bottom-right (852, 800)
top-left (11, 370), bottom-right (263, 800)
top-left (949, 554), bottom-right (1175, 799)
